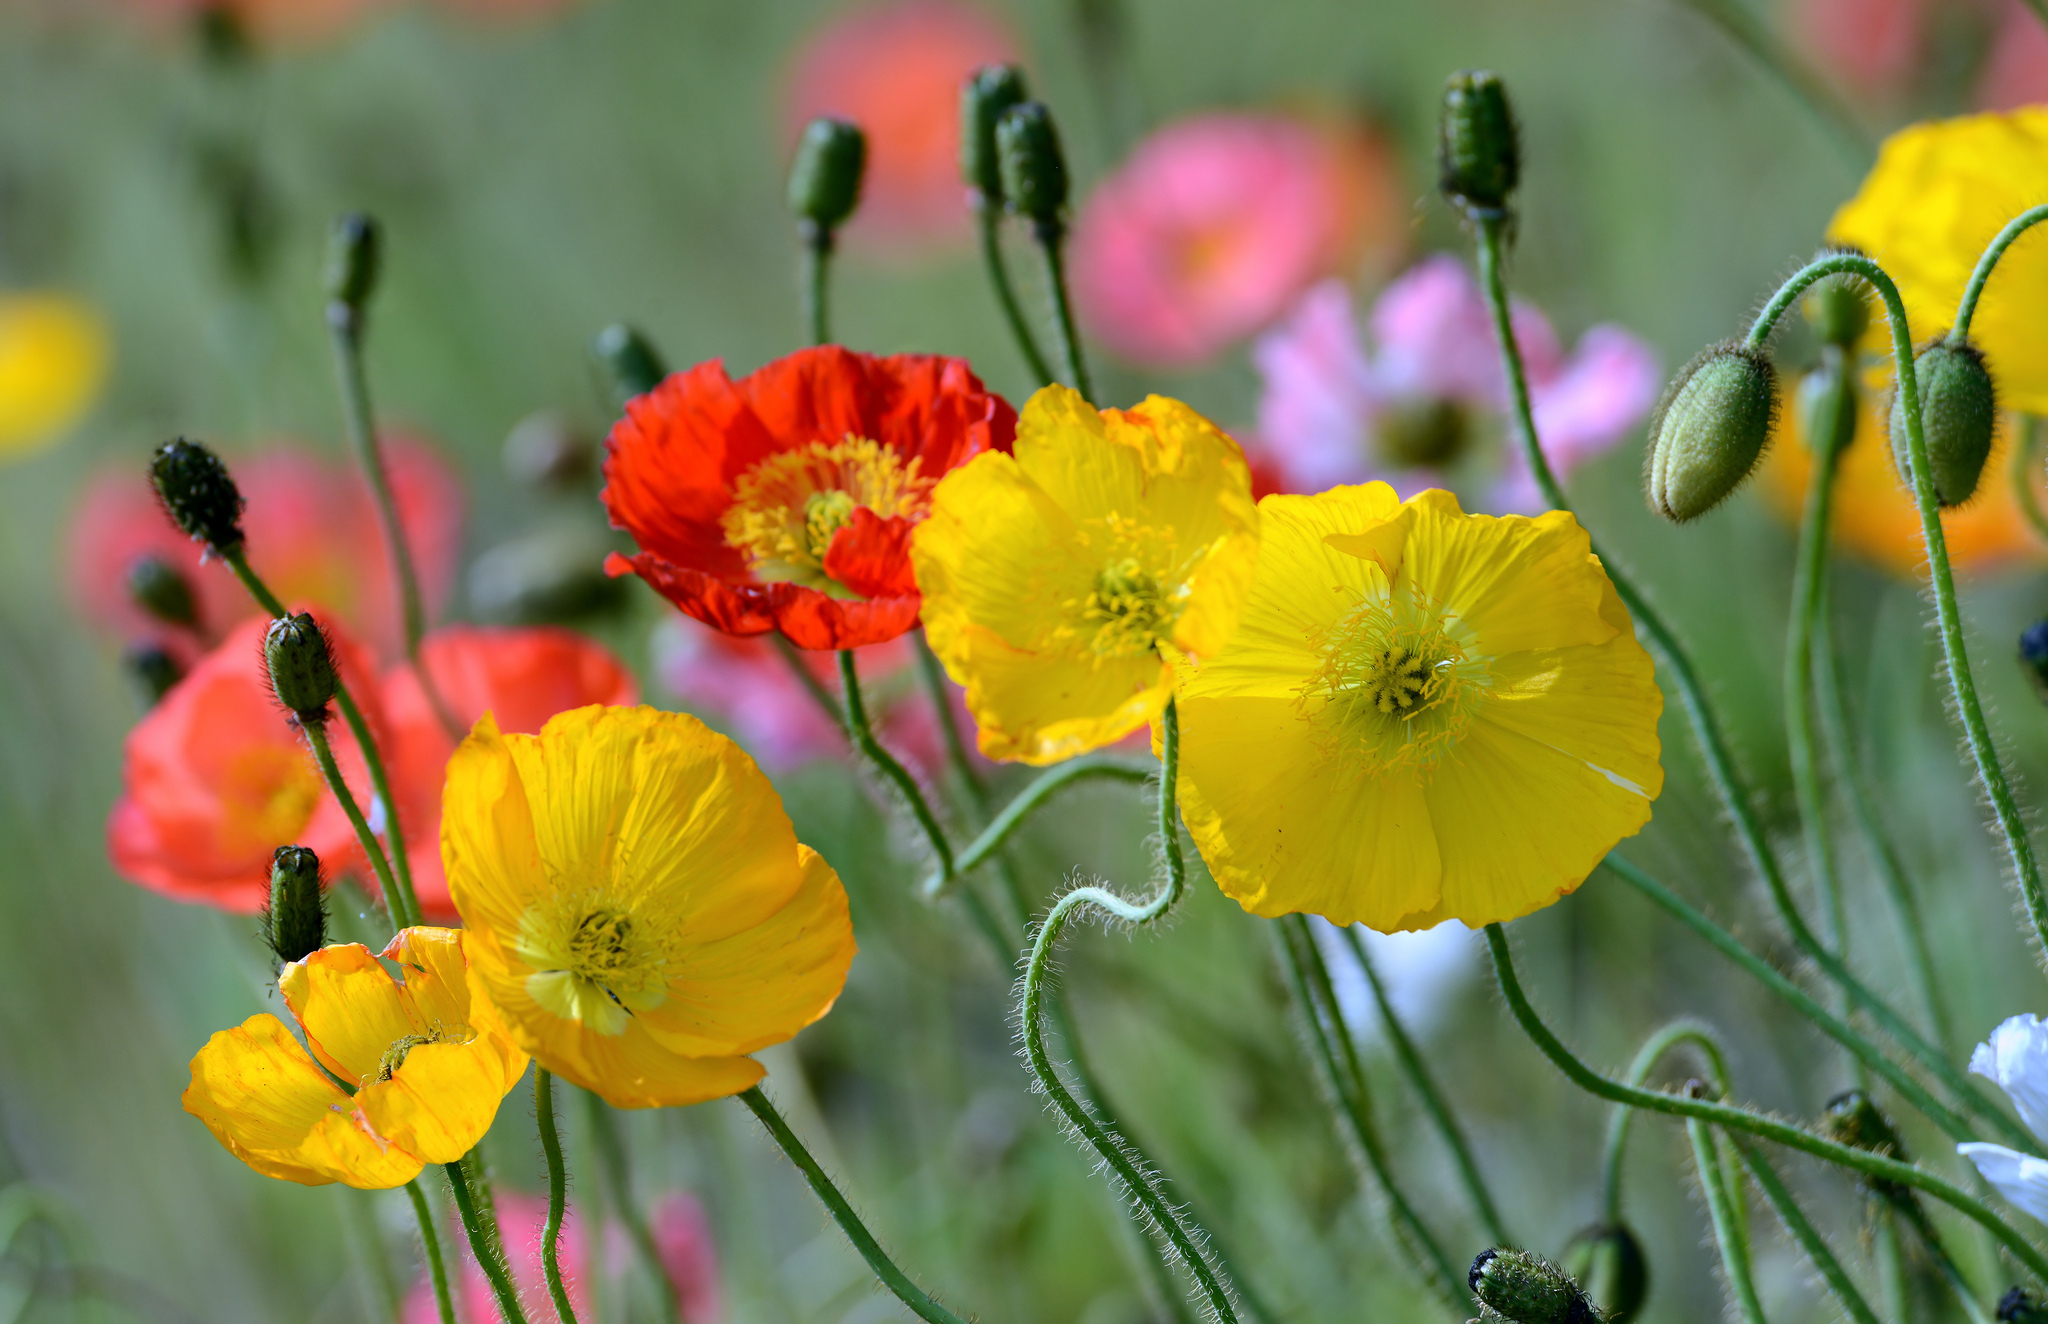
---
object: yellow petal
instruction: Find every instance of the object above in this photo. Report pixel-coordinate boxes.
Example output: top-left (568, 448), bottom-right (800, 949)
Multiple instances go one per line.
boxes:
top-left (953, 627), bottom-right (1170, 765)
top-left (442, 712), bottom-right (551, 942)
top-left (281, 944), bottom-right (422, 1086)
top-left (1389, 493), bottom-right (1614, 658)
top-left (383, 926), bottom-right (531, 1096)
top-left (357, 1040), bottom-right (511, 1165)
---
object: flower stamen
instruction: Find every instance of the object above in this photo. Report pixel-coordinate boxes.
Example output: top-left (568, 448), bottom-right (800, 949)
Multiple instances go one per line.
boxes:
top-left (721, 435), bottom-right (930, 595)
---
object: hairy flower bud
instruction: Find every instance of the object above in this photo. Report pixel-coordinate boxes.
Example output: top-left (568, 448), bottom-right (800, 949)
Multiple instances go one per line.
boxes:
top-left (788, 117), bottom-right (867, 242)
top-left (1796, 349), bottom-right (1859, 462)
top-left (590, 323), bottom-right (670, 411)
top-left (1470, 1248), bottom-right (1602, 1324)
top-left (1890, 339), bottom-right (1997, 508)
top-left (264, 612), bottom-right (338, 724)
top-left (123, 641), bottom-right (183, 710)
top-left (127, 554), bottom-right (200, 629)
top-left (1801, 274), bottom-right (1869, 349)
top-left (260, 845), bottom-right (328, 968)
top-left (996, 101), bottom-right (1069, 230)
top-left (1644, 344), bottom-right (1778, 523)
top-left (2020, 620), bottom-right (2048, 707)
top-left (2001, 1287), bottom-right (2048, 1324)
top-left (961, 64), bottom-right (1030, 203)
top-left (151, 438), bottom-right (246, 555)
top-left (1822, 1089), bottom-right (1912, 1204)
top-left (1439, 70), bottom-right (1520, 216)
top-left (1560, 1225), bottom-right (1647, 1321)
top-left (324, 212), bottom-right (382, 314)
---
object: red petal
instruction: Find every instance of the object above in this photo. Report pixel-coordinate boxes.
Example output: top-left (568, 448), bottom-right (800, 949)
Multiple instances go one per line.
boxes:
top-left (822, 508), bottom-right (919, 599)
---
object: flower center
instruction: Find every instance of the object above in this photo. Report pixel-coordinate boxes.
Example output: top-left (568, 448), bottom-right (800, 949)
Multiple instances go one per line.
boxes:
top-left (516, 899), bottom-right (671, 1037)
top-left (376, 1024), bottom-right (476, 1082)
top-left (1297, 589), bottom-right (1490, 780)
top-left (1081, 557), bottom-right (1173, 658)
top-left (721, 435), bottom-right (930, 597)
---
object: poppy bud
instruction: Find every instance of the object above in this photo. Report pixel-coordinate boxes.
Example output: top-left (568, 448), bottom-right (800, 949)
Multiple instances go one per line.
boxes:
top-left (2020, 620), bottom-right (2048, 707)
top-left (590, 323), bottom-right (669, 411)
top-left (123, 641), bottom-right (182, 710)
top-left (324, 212), bottom-right (382, 314)
top-left (127, 554), bottom-right (200, 630)
top-left (1801, 274), bottom-right (1869, 350)
top-left (1796, 350), bottom-right (1858, 462)
top-left (1890, 339), bottom-right (1997, 508)
top-left (788, 117), bottom-right (867, 244)
top-left (260, 845), bottom-right (327, 968)
top-left (264, 611), bottom-right (338, 724)
top-left (1644, 344), bottom-right (1779, 523)
top-left (2000, 1287), bottom-right (2048, 1324)
top-left (150, 438), bottom-right (246, 555)
top-left (1560, 1224), bottom-right (1647, 1321)
top-left (1439, 70), bottom-right (1520, 217)
top-left (1822, 1089), bottom-right (1912, 1204)
top-left (1469, 1248), bottom-right (1601, 1324)
top-left (996, 101), bottom-right (1069, 232)
top-left (961, 64), bottom-right (1030, 203)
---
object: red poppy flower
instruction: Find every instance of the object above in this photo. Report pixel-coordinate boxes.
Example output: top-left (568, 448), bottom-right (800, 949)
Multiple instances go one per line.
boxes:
top-left (380, 626), bottom-right (637, 921)
top-left (107, 612), bottom-right (385, 910)
top-left (602, 346), bottom-right (1016, 651)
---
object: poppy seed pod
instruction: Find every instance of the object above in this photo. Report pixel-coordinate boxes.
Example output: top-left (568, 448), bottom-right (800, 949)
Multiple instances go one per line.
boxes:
top-left (788, 117), bottom-right (867, 241)
top-left (996, 101), bottom-right (1069, 230)
top-left (2001, 1287), bottom-right (2048, 1324)
top-left (2019, 619), bottom-right (2048, 707)
top-left (1801, 274), bottom-right (1869, 349)
top-left (590, 323), bottom-right (669, 410)
top-left (127, 554), bottom-right (199, 629)
top-left (1796, 349), bottom-right (1859, 462)
top-left (1469, 1248), bottom-right (1603, 1324)
top-left (1890, 339), bottom-right (1997, 508)
top-left (1439, 70), bottom-right (1520, 216)
top-left (150, 438), bottom-right (246, 555)
top-left (324, 212), bottom-right (381, 314)
top-left (1644, 344), bottom-right (1779, 523)
top-left (260, 845), bottom-right (327, 968)
top-left (1559, 1225), bottom-right (1647, 1321)
top-left (961, 64), bottom-right (1029, 203)
top-left (123, 642), bottom-right (182, 711)
top-left (264, 612), bottom-right (339, 724)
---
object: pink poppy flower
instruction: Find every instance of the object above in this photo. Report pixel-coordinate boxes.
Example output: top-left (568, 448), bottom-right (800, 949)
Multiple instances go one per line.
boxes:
top-left (68, 435), bottom-right (462, 665)
top-left (1791, 0), bottom-right (1925, 96)
top-left (1070, 112), bottom-right (1406, 369)
top-left (1251, 259), bottom-right (1659, 511)
top-left (1977, 1), bottom-right (2048, 111)
top-left (784, 0), bottom-right (1017, 250)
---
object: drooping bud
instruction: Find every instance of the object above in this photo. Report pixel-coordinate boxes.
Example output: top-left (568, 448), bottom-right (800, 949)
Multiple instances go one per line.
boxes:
top-left (1822, 1089), bottom-right (1912, 1204)
top-left (150, 438), bottom-right (246, 555)
top-left (127, 555), bottom-right (200, 630)
top-left (996, 101), bottom-right (1069, 232)
top-left (1801, 273), bottom-right (1869, 350)
top-left (961, 64), bottom-right (1030, 203)
top-left (1439, 71), bottom-right (1520, 217)
top-left (123, 642), bottom-right (183, 710)
top-left (1559, 1225), bottom-right (1647, 1321)
top-left (1469, 1249), bottom-right (1602, 1324)
top-left (264, 612), bottom-right (338, 724)
top-left (787, 117), bottom-right (867, 244)
top-left (1795, 349), bottom-right (1859, 462)
top-left (324, 212), bottom-right (382, 314)
top-left (590, 323), bottom-right (669, 411)
top-left (2020, 620), bottom-right (2048, 706)
top-left (1890, 339), bottom-right (1997, 508)
top-left (502, 411), bottom-right (593, 491)
top-left (1644, 344), bottom-right (1779, 523)
top-left (2000, 1287), bottom-right (2048, 1323)
top-left (260, 845), bottom-right (327, 968)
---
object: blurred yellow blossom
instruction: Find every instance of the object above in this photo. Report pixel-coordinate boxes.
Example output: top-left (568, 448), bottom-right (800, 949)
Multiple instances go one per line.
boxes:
top-left (0, 294), bottom-right (109, 461)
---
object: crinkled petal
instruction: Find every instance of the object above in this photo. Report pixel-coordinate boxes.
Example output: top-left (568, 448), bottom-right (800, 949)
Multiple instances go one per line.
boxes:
top-left (281, 944), bottom-right (422, 1086)
top-left (1971, 1014), bottom-right (2048, 1144)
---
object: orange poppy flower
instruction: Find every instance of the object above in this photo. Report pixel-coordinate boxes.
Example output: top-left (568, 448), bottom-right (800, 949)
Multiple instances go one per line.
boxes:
top-left (107, 612), bottom-right (385, 910)
top-left (602, 346), bottom-right (1016, 650)
top-left (381, 626), bottom-right (638, 921)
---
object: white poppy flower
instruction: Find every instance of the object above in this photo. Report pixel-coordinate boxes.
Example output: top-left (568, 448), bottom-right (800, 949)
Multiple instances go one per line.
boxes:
top-left (1956, 1014), bottom-right (2048, 1221)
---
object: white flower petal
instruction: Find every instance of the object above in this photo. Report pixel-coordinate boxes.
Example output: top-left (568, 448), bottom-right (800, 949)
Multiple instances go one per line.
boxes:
top-left (1960, 1142), bottom-right (2048, 1223)
top-left (1970, 1014), bottom-right (2048, 1143)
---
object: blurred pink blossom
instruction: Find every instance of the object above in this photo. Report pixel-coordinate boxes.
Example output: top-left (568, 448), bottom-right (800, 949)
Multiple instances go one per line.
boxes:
top-left (1251, 259), bottom-right (1659, 511)
top-left (1790, 0), bottom-right (1925, 96)
top-left (1071, 112), bottom-right (1406, 369)
top-left (1977, 0), bottom-right (2048, 110)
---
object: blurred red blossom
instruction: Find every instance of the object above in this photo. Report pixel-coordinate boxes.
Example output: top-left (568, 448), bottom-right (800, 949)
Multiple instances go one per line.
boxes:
top-left (1070, 111), bottom-right (1407, 369)
top-left (69, 435), bottom-right (462, 665)
top-left (1789, 0), bottom-right (1924, 96)
top-left (1977, 1), bottom-right (2048, 110)
top-left (784, 0), bottom-right (1017, 250)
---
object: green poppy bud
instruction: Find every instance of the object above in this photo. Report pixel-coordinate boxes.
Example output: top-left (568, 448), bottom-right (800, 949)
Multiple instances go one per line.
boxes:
top-left (123, 642), bottom-right (183, 711)
top-left (1644, 344), bottom-right (1779, 523)
top-left (1801, 274), bottom-right (1869, 350)
top-left (1796, 349), bottom-right (1858, 461)
top-left (1559, 1225), bottom-right (1647, 1321)
top-left (127, 554), bottom-right (200, 630)
top-left (1822, 1089), bottom-right (1912, 1205)
top-left (264, 612), bottom-right (338, 724)
top-left (590, 323), bottom-right (669, 411)
top-left (150, 438), bottom-right (246, 556)
top-left (324, 212), bottom-right (382, 314)
top-left (1439, 70), bottom-right (1520, 216)
top-left (2001, 1287), bottom-right (2048, 1324)
top-left (1890, 339), bottom-right (1997, 508)
top-left (261, 845), bottom-right (328, 967)
top-left (788, 117), bottom-right (867, 242)
top-left (2021, 620), bottom-right (2048, 707)
top-left (996, 101), bottom-right (1069, 231)
top-left (961, 64), bottom-right (1029, 203)
top-left (1470, 1248), bottom-right (1603, 1324)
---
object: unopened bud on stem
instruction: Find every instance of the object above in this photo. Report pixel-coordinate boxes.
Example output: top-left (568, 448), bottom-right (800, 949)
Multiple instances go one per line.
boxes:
top-left (590, 323), bottom-right (669, 410)
top-left (260, 845), bottom-right (327, 967)
top-left (961, 64), bottom-right (1030, 204)
top-left (1470, 1248), bottom-right (1603, 1324)
top-left (123, 642), bottom-right (183, 710)
top-left (324, 212), bottom-right (382, 315)
top-left (150, 438), bottom-right (246, 556)
top-left (1821, 1090), bottom-right (1911, 1203)
top-left (788, 117), bottom-right (866, 247)
top-left (265, 612), bottom-right (338, 725)
top-left (1439, 70), bottom-right (1520, 217)
top-left (996, 101), bottom-right (1069, 234)
top-left (128, 555), bottom-right (200, 630)
top-left (1796, 348), bottom-right (1858, 462)
top-left (1560, 1225), bottom-right (1646, 1321)
top-left (1801, 273), bottom-right (1869, 349)
top-left (1644, 344), bottom-right (1778, 523)
top-left (1891, 339), bottom-right (1997, 508)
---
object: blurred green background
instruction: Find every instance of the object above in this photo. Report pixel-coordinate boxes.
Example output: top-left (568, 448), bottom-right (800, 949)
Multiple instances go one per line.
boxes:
top-left (3, 0), bottom-right (2046, 1320)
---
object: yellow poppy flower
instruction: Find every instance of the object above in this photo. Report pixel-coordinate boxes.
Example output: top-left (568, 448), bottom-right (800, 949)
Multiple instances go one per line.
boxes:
top-left (911, 384), bottom-right (1260, 764)
top-left (1828, 108), bottom-right (2048, 414)
top-left (0, 295), bottom-right (109, 460)
top-left (1175, 484), bottom-right (1663, 931)
top-left (442, 705), bottom-right (855, 1109)
top-left (182, 928), bottom-right (529, 1189)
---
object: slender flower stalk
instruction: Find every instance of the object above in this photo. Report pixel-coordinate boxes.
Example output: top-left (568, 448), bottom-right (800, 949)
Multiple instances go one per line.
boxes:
top-left (1038, 234), bottom-right (1094, 402)
top-left (1690, 1112), bottom-right (1767, 1324)
top-left (1732, 1137), bottom-right (1883, 1324)
top-left (300, 722), bottom-right (407, 933)
top-left (534, 1070), bottom-right (582, 1324)
top-left (803, 241), bottom-right (831, 348)
top-left (2012, 414), bottom-right (2048, 543)
top-left (924, 756), bottom-right (1154, 897)
top-left (443, 1157), bottom-right (530, 1324)
top-left (405, 1181), bottom-right (456, 1324)
top-left (740, 1085), bottom-right (973, 1324)
top-left (974, 201), bottom-right (1056, 387)
top-left (585, 1093), bottom-right (683, 1324)
top-left (837, 650), bottom-right (956, 877)
top-left (1951, 205), bottom-right (2048, 341)
top-left (1785, 421), bottom-right (1847, 959)
top-left (770, 634), bottom-right (845, 730)
top-left (1602, 1021), bottom-right (1730, 1224)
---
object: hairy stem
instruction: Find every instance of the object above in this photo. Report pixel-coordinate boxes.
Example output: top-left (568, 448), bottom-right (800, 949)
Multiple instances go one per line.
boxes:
top-left (975, 201), bottom-right (1056, 387)
top-left (838, 649), bottom-right (956, 878)
top-left (534, 1070), bottom-right (581, 1324)
top-left (1951, 205), bottom-right (2048, 341)
top-left (1033, 221), bottom-right (1093, 401)
top-left (924, 756), bottom-right (1154, 897)
top-left (1785, 386), bottom-right (1847, 959)
top-left (2014, 414), bottom-right (2048, 545)
top-left (1733, 1137), bottom-right (1881, 1324)
top-left (1692, 1116), bottom-right (1768, 1324)
top-left (803, 235), bottom-right (832, 348)
top-left (405, 1181), bottom-right (455, 1324)
top-left (444, 1158), bottom-right (529, 1324)
top-left (585, 1091), bottom-right (682, 1324)
top-left (1602, 1020), bottom-right (1731, 1224)
top-left (302, 722), bottom-right (405, 934)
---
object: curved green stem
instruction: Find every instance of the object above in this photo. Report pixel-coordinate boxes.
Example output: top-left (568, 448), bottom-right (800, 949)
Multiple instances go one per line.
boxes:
top-left (837, 649), bottom-right (955, 879)
top-left (585, 1092), bottom-right (682, 1324)
top-left (1485, 923), bottom-right (2048, 1284)
top-left (1785, 377), bottom-right (1847, 959)
top-left (2013, 414), bottom-right (2048, 545)
top-left (534, 1070), bottom-right (581, 1324)
top-left (1732, 1136), bottom-right (1881, 1324)
top-left (911, 630), bottom-right (983, 805)
top-left (1895, 1192), bottom-right (1996, 1324)
top-left (769, 633), bottom-right (844, 730)
top-left (1336, 924), bottom-right (1508, 1245)
top-left (1952, 205), bottom-right (2048, 341)
top-left (405, 1181), bottom-right (455, 1324)
top-left (443, 1157), bottom-right (530, 1324)
top-left (740, 1085), bottom-right (972, 1324)
top-left (975, 201), bottom-right (1056, 387)
top-left (1602, 1019), bottom-right (1731, 1223)
top-left (1750, 251), bottom-right (2048, 968)
top-left (1692, 1114), bottom-right (1768, 1324)
top-left (302, 722), bottom-right (404, 935)
top-left (924, 756), bottom-right (1154, 897)
top-left (802, 234), bottom-right (833, 348)
top-left (1669, 0), bottom-right (1870, 164)
top-left (1032, 221), bottom-right (1093, 402)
